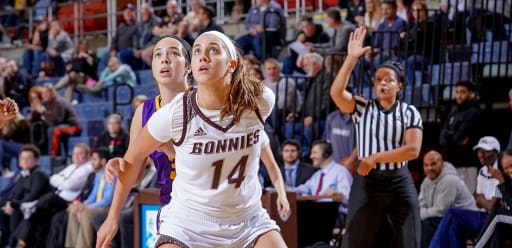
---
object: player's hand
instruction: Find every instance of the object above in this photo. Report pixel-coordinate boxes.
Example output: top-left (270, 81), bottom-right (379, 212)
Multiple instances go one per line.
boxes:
top-left (347, 27), bottom-right (371, 59)
top-left (276, 195), bottom-right (290, 221)
top-left (96, 216), bottom-right (119, 248)
top-left (0, 98), bottom-right (18, 121)
top-left (357, 155), bottom-right (376, 176)
top-left (105, 157), bottom-right (127, 184)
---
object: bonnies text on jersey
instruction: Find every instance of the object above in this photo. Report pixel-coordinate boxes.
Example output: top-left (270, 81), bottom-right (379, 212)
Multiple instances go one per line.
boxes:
top-left (189, 129), bottom-right (261, 155)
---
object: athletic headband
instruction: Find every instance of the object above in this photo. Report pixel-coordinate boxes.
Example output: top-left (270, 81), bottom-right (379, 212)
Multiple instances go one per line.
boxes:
top-left (377, 61), bottom-right (405, 83)
top-left (201, 31), bottom-right (238, 61)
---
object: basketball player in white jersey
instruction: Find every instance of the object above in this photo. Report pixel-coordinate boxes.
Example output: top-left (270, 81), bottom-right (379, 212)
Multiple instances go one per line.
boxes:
top-left (97, 31), bottom-right (289, 248)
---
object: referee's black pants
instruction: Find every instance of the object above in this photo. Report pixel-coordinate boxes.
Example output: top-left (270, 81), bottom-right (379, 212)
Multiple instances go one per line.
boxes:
top-left (342, 166), bottom-right (420, 248)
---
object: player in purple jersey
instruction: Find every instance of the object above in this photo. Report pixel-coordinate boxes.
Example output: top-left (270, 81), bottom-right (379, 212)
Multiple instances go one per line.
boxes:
top-left (97, 34), bottom-right (191, 241)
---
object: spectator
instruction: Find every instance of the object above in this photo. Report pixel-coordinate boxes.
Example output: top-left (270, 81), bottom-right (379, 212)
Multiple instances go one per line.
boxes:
top-left (0, 145), bottom-right (50, 247)
top-left (119, 3), bottom-right (161, 71)
top-left (345, 0), bottom-right (365, 25)
top-left (236, 0), bottom-right (285, 61)
top-left (53, 41), bottom-right (98, 101)
top-left (91, 164), bottom-right (156, 248)
top-left (396, 0), bottom-right (413, 22)
top-left (153, 0), bottom-right (184, 36)
top-left (45, 167), bottom-right (95, 248)
top-left (41, 20), bottom-right (74, 77)
top-left (22, 16), bottom-right (48, 78)
top-left (400, 1), bottom-right (440, 86)
top-left (419, 150), bottom-right (476, 248)
top-left (30, 84), bottom-right (81, 156)
top-left (361, 0), bottom-right (382, 33)
top-left (475, 149), bottom-right (512, 248)
top-left (14, 144), bottom-right (92, 247)
top-left (183, 0), bottom-right (204, 35)
top-left (263, 58), bottom-right (302, 137)
top-left (76, 57), bottom-right (137, 97)
top-left (98, 3), bottom-right (137, 74)
top-left (242, 54), bottom-right (261, 69)
top-left (372, 0), bottom-right (407, 67)
top-left (280, 139), bottom-right (316, 188)
top-left (226, 0), bottom-right (244, 24)
top-left (176, 20), bottom-right (195, 46)
top-left (96, 113), bottom-right (129, 158)
top-left (439, 80), bottom-right (481, 194)
top-left (282, 15), bottom-right (330, 74)
top-left (293, 140), bottom-right (352, 225)
top-left (295, 53), bottom-right (335, 153)
top-left (440, 0), bottom-right (482, 43)
top-left (323, 109), bottom-right (356, 172)
top-left (142, 0), bottom-right (184, 66)
top-left (0, 60), bottom-right (32, 109)
top-left (311, 7), bottom-right (355, 54)
top-left (0, 113), bottom-right (30, 172)
top-left (429, 136), bottom-right (502, 248)
top-left (64, 147), bottom-right (114, 248)
top-left (197, 4), bottom-right (224, 35)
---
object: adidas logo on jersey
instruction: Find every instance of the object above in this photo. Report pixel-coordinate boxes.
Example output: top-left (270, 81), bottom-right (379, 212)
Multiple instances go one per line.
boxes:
top-left (194, 127), bottom-right (207, 136)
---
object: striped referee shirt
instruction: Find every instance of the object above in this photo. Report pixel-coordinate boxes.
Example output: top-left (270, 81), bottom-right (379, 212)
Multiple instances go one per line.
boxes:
top-left (351, 95), bottom-right (423, 170)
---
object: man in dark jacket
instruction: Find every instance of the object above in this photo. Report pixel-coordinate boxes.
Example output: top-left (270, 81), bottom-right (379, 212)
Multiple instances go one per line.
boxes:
top-left (197, 4), bottom-right (224, 35)
top-left (280, 139), bottom-right (316, 188)
top-left (1, 60), bottom-right (32, 109)
top-left (439, 80), bottom-right (481, 194)
top-left (0, 145), bottom-right (50, 247)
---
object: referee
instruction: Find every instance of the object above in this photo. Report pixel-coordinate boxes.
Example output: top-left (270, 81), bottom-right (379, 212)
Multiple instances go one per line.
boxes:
top-left (330, 27), bottom-right (423, 248)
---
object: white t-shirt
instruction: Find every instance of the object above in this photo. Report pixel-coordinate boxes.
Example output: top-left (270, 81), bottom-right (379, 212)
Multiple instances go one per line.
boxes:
top-left (476, 161), bottom-right (501, 210)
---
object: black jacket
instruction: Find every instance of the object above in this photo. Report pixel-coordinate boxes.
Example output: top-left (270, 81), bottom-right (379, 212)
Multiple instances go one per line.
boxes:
top-left (280, 162), bottom-right (317, 187)
top-left (439, 98), bottom-right (481, 167)
top-left (10, 168), bottom-right (50, 210)
top-left (96, 130), bottom-right (130, 158)
top-left (3, 69), bottom-right (32, 109)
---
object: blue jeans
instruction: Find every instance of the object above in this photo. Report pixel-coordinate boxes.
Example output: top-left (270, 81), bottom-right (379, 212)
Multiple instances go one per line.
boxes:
top-left (403, 55), bottom-right (430, 86)
top-left (22, 49), bottom-right (44, 76)
top-left (284, 119), bottom-right (325, 155)
top-left (373, 53), bottom-right (400, 69)
top-left (429, 208), bottom-right (488, 248)
top-left (236, 33), bottom-right (264, 60)
top-left (0, 140), bottom-right (23, 171)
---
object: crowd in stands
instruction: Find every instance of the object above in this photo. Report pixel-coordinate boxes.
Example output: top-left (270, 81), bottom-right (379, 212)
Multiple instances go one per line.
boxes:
top-left (0, 0), bottom-right (510, 247)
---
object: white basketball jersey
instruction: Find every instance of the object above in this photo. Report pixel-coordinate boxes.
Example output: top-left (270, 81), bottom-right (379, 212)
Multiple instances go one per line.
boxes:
top-left (163, 88), bottom-right (274, 223)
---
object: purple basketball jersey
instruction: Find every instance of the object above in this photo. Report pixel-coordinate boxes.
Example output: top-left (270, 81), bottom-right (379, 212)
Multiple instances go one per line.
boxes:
top-left (142, 96), bottom-right (174, 206)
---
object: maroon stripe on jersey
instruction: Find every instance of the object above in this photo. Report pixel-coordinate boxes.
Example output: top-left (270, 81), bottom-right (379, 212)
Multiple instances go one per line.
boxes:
top-left (191, 90), bottom-right (235, 133)
top-left (254, 108), bottom-right (264, 125)
top-left (173, 90), bottom-right (191, 146)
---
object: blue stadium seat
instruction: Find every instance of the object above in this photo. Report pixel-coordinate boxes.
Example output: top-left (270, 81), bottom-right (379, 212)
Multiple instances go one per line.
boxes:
top-left (114, 105), bottom-right (134, 118)
top-left (38, 155), bottom-right (52, 175)
top-left (429, 62), bottom-right (472, 85)
top-left (9, 157), bottom-right (19, 172)
top-left (67, 136), bottom-right (91, 156)
top-left (137, 69), bottom-right (154, 85)
top-left (35, 76), bottom-right (60, 86)
top-left (471, 41), bottom-right (512, 63)
top-left (74, 102), bottom-right (111, 120)
top-left (134, 84), bottom-right (159, 99)
top-left (80, 119), bottom-right (105, 137)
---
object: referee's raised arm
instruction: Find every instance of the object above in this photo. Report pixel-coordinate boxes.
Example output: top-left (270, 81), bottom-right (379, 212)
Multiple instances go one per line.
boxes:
top-left (330, 27), bottom-right (371, 114)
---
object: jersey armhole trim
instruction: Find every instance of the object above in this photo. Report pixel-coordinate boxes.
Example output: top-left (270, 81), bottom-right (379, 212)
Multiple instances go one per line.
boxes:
top-left (172, 91), bottom-right (189, 147)
top-left (255, 108), bottom-right (265, 125)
